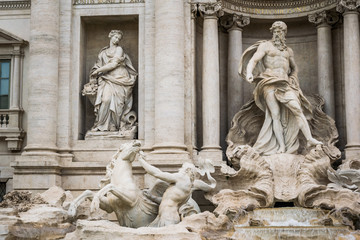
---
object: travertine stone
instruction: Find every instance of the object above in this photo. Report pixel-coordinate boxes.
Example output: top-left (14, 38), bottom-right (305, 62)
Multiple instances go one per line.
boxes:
top-left (152, 0), bottom-right (187, 154)
top-left (226, 95), bottom-right (341, 159)
top-left (82, 30), bottom-right (138, 136)
top-left (337, 1), bottom-right (360, 158)
top-left (68, 141), bottom-right (211, 228)
top-left (138, 154), bottom-right (216, 227)
top-left (239, 21), bottom-right (322, 155)
top-left (10, 45), bottom-right (22, 110)
top-left (68, 141), bottom-right (159, 228)
top-left (190, 3), bottom-right (198, 151)
top-left (308, 11), bottom-right (338, 119)
top-left (64, 220), bottom-right (202, 240)
top-left (199, 2), bottom-right (223, 157)
top-left (220, 14), bottom-right (250, 129)
top-left (57, 0), bottom-right (73, 156)
top-left (40, 186), bottom-right (66, 208)
top-left (25, 0), bottom-right (59, 153)
top-left (143, 0), bottom-right (155, 150)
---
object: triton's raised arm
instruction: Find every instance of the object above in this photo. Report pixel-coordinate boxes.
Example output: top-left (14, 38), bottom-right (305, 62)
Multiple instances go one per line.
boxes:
top-left (138, 152), bottom-right (177, 183)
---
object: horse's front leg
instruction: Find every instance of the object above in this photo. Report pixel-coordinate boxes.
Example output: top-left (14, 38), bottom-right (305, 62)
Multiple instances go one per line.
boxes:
top-left (90, 184), bottom-right (114, 213)
top-left (68, 190), bottom-right (94, 218)
top-left (91, 184), bottom-right (137, 213)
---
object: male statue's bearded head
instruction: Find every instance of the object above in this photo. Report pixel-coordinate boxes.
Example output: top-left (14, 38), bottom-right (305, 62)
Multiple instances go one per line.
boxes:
top-left (270, 21), bottom-right (287, 51)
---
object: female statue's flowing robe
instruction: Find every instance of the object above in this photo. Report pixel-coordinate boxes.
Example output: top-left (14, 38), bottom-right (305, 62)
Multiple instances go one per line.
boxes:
top-left (90, 46), bottom-right (137, 131)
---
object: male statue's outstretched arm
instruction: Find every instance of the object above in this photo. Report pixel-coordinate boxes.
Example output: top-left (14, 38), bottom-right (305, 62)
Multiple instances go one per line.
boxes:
top-left (246, 43), bottom-right (267, 83)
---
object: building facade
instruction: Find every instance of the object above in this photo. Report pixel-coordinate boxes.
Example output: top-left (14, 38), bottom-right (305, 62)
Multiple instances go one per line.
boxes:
top-left (0, 0), bottom-right (358, 200)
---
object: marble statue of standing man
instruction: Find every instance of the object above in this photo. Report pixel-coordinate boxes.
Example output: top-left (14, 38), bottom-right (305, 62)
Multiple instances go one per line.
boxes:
top-left (239, 21), bottom-right (322, 155)
top-left (84, 30), bottom-right (137, 135)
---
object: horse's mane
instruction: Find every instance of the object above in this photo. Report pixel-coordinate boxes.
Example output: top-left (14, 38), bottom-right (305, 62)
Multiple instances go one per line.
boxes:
top-left (99, 145), bottom-right (125, 188)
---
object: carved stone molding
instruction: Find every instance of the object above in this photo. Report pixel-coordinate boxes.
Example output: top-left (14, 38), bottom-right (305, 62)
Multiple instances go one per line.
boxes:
top-left (220, 14), bottom-right (250, 31)
top-left (73, 0), bottom-right (144, 5)
top-left (222, 0), bottom-right (338, 19)
top-left (337, 0), bottom-right (360, 13)
top-left (308, 11), bottom-right (340, 26)
top-left (0, 1), bottom-right (30, 9)
top-left (198, 2), bottom-right (224, 18)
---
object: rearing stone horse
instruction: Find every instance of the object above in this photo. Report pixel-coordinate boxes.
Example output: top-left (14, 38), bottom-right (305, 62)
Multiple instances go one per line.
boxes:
top-left (68, 140), bottom-right (160, 228)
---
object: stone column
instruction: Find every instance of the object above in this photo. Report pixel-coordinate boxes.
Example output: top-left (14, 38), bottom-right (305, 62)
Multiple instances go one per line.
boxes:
top-left (199, 2), bottom-right (223, 162)
top-left (10, 45), bottom-right (22, 110)
top-left (190, 3), bottom-right (198, 150)
top-left (308, 11), bottom-right (338, 119)
top-left (12, 0), bottom-right (60, 191)
top-left (337, 0), bottom-right (360, 158)
top-left (23, 0), bottom-right (59, 155)
top-left (220, 14), bottom-right (250, 128)
top-left (152, 0), bottom-right (189, 161)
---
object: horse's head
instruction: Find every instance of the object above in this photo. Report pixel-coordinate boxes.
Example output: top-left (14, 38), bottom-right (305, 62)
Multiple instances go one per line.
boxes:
top-left (114, 140), bottom-right (141, 162)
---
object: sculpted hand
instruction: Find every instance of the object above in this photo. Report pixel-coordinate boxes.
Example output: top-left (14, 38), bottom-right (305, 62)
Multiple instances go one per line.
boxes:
top-left (246, 73), bottom-right (254, 83)
top-left (90, 70), bottom-right (100, 77)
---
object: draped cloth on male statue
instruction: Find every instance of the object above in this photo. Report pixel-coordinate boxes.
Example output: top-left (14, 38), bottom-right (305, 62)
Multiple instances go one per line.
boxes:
top-left (238, 41), bottom-right (313, 155)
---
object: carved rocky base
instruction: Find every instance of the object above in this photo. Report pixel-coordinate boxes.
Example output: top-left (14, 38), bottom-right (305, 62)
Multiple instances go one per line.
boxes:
top-left (1, 185), bottom-right (359, 239)
top-left (214, 144), bottom-right (360, 229)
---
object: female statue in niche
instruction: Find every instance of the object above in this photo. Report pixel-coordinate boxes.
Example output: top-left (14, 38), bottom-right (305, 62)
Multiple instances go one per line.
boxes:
top-left (83, 30), bottom-right (138, 138)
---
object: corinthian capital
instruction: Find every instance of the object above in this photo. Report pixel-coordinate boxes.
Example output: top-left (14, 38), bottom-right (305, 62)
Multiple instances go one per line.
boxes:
top-left (308, 11), bottom-right (339, 26)
top-left (198, 2), bottom-right (223, 18)
top-left (220, 14), bottom-right (250, 31)
top-left (337, 0), bottom-right (360, 13)
top-left (191, 3), bottom-right (198, 19)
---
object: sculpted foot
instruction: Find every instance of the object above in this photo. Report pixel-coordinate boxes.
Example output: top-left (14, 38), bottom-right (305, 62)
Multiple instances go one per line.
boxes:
top-left (307, 138), bottom-right (323, 147)
top-left (277, 146), bottom-right (286, 154)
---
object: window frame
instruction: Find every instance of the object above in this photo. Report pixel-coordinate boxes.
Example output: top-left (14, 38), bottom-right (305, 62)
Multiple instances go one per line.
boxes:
top-left (0, 59), bottom-right (11, 109)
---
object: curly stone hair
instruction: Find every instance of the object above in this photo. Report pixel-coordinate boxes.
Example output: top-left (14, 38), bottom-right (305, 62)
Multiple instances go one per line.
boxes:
top-left (108, 30), bottom-right (123, 39)
top-left (270, 21), bottom-right (287, 35)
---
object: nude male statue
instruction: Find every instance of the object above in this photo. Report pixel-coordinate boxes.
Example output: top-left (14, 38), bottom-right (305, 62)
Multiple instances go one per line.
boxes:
top-left (138, 152), bottom-right (216, 227)
top-left (240, 21), bottom-right (322, 155)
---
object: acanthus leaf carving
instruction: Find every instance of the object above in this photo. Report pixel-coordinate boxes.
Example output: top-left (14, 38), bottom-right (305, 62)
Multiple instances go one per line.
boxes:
top-left (308, 11), bottom-right (340, 26)
top-left (198, 1), bottom-right (223, 18)
top-left (220, 14), bottom-right (250, 31)
top-left (337, 0), bottom-right (360, 13)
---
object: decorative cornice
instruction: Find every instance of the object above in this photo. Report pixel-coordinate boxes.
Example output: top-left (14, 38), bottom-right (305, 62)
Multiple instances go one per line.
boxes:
top-left (73, 0), bottom-right (144, 5)
top-left (224, 0), bottom-right (326, 9)
top-left (308, 11), bottom-right (339, 26)
top-left (222, 0), bottom-right (338, 19)
top-left (220, 14), bottom-right (250, 31)
top-left (336, 0), bottom-right (360, 13)
top-left (0, 1), bottom-right (30, 9)
top-left (198, 2), bottom-right (224, 18)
